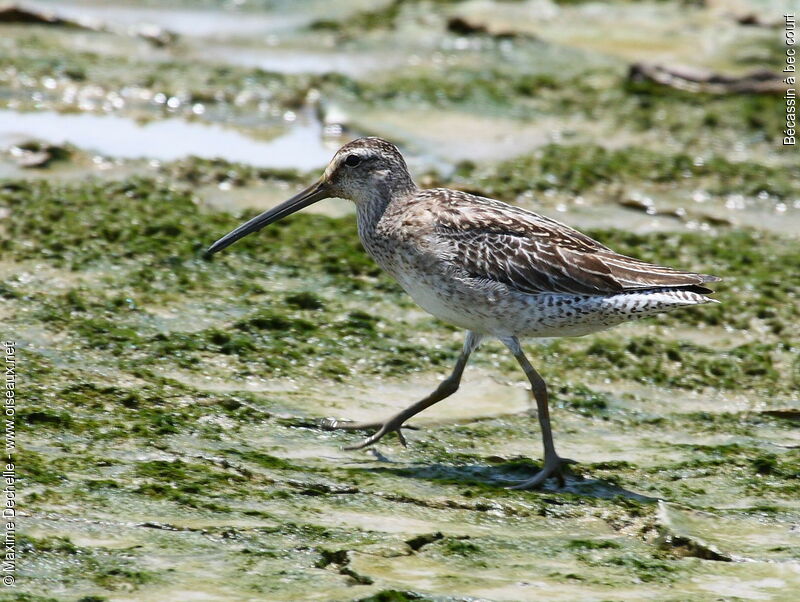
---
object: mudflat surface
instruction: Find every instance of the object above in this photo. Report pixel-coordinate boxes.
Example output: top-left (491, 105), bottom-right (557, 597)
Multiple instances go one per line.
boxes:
top-left (2, 1), bottom-right (798, 600)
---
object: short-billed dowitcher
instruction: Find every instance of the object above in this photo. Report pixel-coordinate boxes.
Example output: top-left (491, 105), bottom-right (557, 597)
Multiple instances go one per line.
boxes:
top-left (206, 137), bottom-right (719, 489)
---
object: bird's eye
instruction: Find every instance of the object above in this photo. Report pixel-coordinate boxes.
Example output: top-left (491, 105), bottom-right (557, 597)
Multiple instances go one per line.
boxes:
top-left (344, 154), bottom-right (361, 167)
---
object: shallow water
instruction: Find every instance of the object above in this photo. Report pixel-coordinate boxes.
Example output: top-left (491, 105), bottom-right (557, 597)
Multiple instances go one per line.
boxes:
top-left (454, 0), bottom-right (781, 72)
top-left (0, 108), bottom-right (337, 169)
top-left (25, 0), bottom-right (314, 36)
top-left (201, 44), bottom-right (402, 77)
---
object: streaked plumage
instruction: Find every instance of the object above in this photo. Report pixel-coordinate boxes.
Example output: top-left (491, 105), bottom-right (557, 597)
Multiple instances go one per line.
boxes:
top-left (360, 186), bottom-right (717, 339)
top-left (206, 137), bottom-right (720, 489)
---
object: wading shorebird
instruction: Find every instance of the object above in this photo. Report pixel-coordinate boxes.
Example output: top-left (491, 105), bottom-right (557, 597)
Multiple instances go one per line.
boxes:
top-left (206, 137), bottom-right (719, 489)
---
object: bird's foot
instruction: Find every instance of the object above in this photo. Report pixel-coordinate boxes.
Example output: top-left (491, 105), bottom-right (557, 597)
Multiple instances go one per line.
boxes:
top-left (320, 417), bottom-right (417, 450)
top-left (506, 455), bottom-right (577, 490)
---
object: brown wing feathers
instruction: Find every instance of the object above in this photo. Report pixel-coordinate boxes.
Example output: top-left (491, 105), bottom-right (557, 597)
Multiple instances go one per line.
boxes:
top-left (431, 190), bottom-right (719, 296)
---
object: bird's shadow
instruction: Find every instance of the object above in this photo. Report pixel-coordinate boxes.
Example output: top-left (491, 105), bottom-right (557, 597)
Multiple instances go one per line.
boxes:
top-left (352, 458), bottom-right (658, 502)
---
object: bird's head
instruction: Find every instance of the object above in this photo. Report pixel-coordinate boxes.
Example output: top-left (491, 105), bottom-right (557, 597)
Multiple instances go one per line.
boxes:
top-left (204, 137), bottom-right (414, 257)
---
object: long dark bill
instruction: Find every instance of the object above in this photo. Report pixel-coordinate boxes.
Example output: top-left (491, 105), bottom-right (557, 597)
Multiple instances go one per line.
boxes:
top-left (204, 179), bottom-right (328, 257)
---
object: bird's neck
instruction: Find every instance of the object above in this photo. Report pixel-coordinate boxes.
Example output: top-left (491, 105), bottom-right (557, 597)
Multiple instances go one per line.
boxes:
top-left (354, 173), bottom-right (417, 239)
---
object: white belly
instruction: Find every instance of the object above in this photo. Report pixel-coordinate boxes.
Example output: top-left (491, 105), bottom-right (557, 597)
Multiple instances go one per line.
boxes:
top-left (394, 270), bottom-right (482, 330)
top-left (394, 269), bottom-right (712, 339)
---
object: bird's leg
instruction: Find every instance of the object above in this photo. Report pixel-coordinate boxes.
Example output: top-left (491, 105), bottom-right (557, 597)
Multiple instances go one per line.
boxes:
top-left (500, 336), bottom-right (575, 489)
top-left (322, 331), bottom-right (483, 450)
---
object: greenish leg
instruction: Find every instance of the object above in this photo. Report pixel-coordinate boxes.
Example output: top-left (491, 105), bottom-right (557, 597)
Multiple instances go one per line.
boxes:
top-left (500, 336), bottom-right (576, 489)
top-left (321, 330), bottom-right (484, 449)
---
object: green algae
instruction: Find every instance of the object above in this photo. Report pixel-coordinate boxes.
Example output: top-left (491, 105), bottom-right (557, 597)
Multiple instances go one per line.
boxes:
top-left (330, 64), bottom-right (789, 157)
top-left (452, 144), bottom-right (800, 198)
top-left (309, 0), bottom-right (407, 34)
top-left (9, 262), bottom-right (797, 602)
top-left (0, 30), bottom-right (313, 113)
top-left (554, 337), bottom-right (788, 393)
top-left (159, 157), bottom-right (308, 188)
top-left (1, 177), bottom-right (461, 381)
top-left (5, 1), bottom-right (800, 599)
top-left (19, 534), bottom-right (158, 592)
top-left (2, 174), bottom-right (796, 394)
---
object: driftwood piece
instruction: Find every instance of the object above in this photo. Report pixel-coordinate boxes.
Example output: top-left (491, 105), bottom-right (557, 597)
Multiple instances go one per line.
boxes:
top-left (629, 62), bottom-right (787, 95)
top-left (0, 3), bottom-right (178, 46)
top-left (0, 4), bottom-right (94, 29)
top-left (735, 13), bottom-right (781, 28)
top-left (7, 141), bottom-right (72, 169)
top-left (446, 16), bottom-right (536, 41)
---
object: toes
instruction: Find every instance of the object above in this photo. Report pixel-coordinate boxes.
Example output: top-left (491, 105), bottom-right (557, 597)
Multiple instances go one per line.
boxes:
top-left (343, 430), bottom-right (384, 451)
top-left (342, 425), bottom-right (409, 450)
top-left (343, 438), bottom-right (371, 451)
top-left (505, 457), bottom-right (574, 490)
top-left (325, 418), bottom-right (412, 450)
top-left (396, 429), bottom-right (408, 447)
top-left (506, 473), bottom-right (547, 490)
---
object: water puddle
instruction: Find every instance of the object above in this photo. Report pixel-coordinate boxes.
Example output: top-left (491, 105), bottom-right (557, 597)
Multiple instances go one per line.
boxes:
top-left (0, 109), bottom-right (337, 169)
top-left (453, 1), bottom-right (777, 73)
top-left (24, 0), bottom-right (308, 37)
top-left (201, 45), bottom-right (399, 77)
top-left (27, 0), bottom-right (382, 39)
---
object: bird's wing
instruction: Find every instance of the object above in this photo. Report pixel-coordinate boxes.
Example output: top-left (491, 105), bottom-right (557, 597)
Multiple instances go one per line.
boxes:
top-left (429, 190), bottom-right (719, 295)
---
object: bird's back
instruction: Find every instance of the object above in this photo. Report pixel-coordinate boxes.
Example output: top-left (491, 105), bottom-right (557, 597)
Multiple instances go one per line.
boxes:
top-left (410, 188), bottom-right (719, 297)
top-left (360, 187), bottom-right (719, 338)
